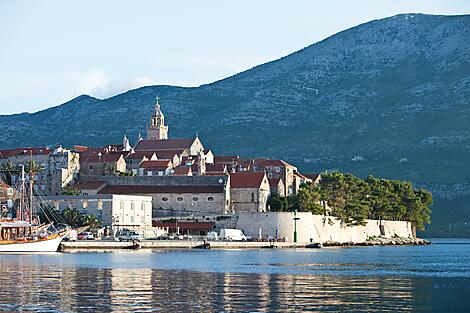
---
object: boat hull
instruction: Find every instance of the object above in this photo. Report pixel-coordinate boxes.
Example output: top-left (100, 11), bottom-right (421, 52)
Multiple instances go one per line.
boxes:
top-left (0, 235), bottom-right (65, 252)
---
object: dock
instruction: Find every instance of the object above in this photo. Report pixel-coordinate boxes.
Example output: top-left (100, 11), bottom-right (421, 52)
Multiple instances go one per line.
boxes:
top-left (60, 240), bottom-right (311, 251)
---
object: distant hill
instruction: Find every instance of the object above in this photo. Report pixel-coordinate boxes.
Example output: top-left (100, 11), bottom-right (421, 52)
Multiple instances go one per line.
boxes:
top-left (1, 14), bottom-right (469, 236)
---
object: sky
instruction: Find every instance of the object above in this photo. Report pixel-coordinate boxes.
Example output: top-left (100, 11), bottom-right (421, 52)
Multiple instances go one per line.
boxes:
top-left (0, 0), bottom-right (468, 114)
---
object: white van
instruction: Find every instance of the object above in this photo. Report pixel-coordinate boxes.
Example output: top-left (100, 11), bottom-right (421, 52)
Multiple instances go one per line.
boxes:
top-left (219, 229), bottom-right (247, 241)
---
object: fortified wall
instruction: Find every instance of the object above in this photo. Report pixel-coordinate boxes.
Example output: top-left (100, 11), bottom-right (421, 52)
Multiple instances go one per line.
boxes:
top-left (219, 212), bottom-right (413, 243)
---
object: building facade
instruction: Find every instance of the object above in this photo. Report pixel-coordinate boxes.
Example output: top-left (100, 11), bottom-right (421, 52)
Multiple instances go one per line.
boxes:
top-left (46, 194), bottom-right (153, 237)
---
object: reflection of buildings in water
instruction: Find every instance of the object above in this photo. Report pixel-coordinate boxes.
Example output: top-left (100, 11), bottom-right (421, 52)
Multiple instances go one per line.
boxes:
top-left (60, 267), bottom-right (113, 313)
top-left (150, 268), bottom-right (223, 312)
top-left (221, 272), bottom-right (272, 312)
top-left (0, 257), bottom-right (439, 312)
top-left (109, 267), bottom-right (153, 313)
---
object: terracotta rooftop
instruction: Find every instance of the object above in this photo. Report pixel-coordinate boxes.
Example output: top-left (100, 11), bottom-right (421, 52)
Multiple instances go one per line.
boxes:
top-left (268, 177), bottom-right (282, 187)
top-left (135, 139), bottom-right (195, 151)
top-left (0, 147), bottom-right (50, 159)
top-left (304, 173), bottom-right (321, 181)
top-left (239, 158), bottom-right (295, 168)
top-left (82, 154), bottom-right (123, 163)
top-left (294, 172), bottom-right (311, 181)
top-left (98, 185), bottom-right (224, 194)
top-left (213, 156), bottom-right (239, 164)
top-left (172, 166), bottom-right (192, 176)
top-left (206, 164), bottom-right (227, 173)
top-left (139, 160), bottom-right (172, 170)
top-left (230, 172), bottom-right (267, 188)
top-left (125, 151), bottom-right (157, 160)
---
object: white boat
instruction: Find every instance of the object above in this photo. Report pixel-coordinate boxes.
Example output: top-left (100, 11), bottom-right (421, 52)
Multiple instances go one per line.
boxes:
top-left (0, 165), bottom-right (69, 252)
top-left (0, 233), bottom-right (67, 252)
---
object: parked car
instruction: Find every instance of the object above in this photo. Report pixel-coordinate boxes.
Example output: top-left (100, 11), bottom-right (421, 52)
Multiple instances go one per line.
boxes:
top-left (116, 229), bottom-right (141, 242)
top-left (77, 232), bottom-right (94, 240)
top-left (219, 229), bottom-right (247, 241)
top-left (206, 231), bottom-right (218, 241)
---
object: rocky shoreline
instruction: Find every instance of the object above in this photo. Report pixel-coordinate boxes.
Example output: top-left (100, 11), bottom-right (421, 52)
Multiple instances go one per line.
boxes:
top-left (322, 237), bottom-right (431, 247)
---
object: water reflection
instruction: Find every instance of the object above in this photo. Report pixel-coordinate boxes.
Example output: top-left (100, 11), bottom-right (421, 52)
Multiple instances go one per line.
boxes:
top-left (0, 262), bottom-right (436, 312)
top-left (1, 246), bottom-right (469, 312)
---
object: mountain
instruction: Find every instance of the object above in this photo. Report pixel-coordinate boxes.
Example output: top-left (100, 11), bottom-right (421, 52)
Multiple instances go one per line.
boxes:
top-left (1, 13), bottom-right (469, 236)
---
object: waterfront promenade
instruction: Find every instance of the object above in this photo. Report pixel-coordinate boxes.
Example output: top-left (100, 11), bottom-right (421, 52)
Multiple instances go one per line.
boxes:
top-left (60, 237), bottom-right (430, 251)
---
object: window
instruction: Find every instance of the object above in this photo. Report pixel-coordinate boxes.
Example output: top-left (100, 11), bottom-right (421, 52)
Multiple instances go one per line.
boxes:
top-left (251, 193), bottom-right (255, 202)
top-left (192, 197), bottom-right (199, 201)
top-left (177, 197), bottom-right (183, 202)
top-left (131, 202), bottom-right (135, 211)
top-left (130, 216), bottom-right (135, 223)
top-left (162, 197), bottom-right (168, 202)
top-left (268, 173), bottom-right (273, 179)
top-left (89, 165), bottom-right (93, 170)
top-left (141, 203), bottom-right (145, 211)
top-left (208, 197), bottom-right (214, 202)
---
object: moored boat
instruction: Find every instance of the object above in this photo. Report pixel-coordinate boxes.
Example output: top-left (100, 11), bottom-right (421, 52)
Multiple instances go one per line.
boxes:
top-left (0, 165), bottom-right (69, 252)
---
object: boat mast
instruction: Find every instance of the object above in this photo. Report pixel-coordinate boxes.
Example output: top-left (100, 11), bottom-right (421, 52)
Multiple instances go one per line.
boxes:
top-left (18, 165), bottom-right (25, 221)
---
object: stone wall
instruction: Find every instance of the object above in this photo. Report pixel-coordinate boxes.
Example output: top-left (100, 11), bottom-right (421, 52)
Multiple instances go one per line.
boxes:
top-left (220, 212), bottom-right (413, 243)
top-left (230, 187), bottom-right (270, 212)
top-left (86, 175), bottom-right (229, 187)
top-left (150, 192), bottom-right (227, 215)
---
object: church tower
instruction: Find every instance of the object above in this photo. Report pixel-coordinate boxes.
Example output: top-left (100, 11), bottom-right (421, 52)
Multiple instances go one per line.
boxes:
top-left (147, 97), bottom-right (168, 140)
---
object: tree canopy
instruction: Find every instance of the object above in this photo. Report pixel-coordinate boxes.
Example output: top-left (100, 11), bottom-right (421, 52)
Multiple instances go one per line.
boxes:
top-left (269, 172), bottom-right (432, 230)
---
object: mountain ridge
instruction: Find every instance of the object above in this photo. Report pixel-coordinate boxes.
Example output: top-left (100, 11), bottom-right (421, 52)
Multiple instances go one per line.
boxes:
top-left (1, 13), bottom-right (469, 236)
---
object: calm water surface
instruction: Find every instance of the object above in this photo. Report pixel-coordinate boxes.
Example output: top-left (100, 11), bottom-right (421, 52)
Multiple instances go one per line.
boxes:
top-left (0, 238), bottom-right (469, 312)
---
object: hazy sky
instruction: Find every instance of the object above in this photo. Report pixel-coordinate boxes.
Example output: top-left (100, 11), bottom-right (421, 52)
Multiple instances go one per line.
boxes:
top-left (0, 0), bottom-right (468, 114)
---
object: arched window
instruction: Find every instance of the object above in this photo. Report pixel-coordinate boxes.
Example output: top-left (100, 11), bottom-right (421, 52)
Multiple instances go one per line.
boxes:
top-left (192, 197), bottom-right (199, 201)
top-left (162, 197), bottom-right (168, 202)
top-left (177, 197), bottom-right (184, 201)
top-left (208, 197), bottom-right (214, 202)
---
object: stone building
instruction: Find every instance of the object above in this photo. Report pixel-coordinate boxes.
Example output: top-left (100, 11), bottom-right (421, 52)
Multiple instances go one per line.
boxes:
top-left (138, 160), bottom-right (173, 176)
top-left (45, 194), bottom-right (154, 237)
top-left (80, 175), bottom-right (231, 216)
top-left (268, 177), bottom-right (285, 197)
top-left (80, 153), bottom-right (126, 177)
top-left (0, 147), bottom-right (77, 196)
top-left (46, 146), bottom-right (80, 195)
top-left (230, 172), bottom-right (271, 213)
top-left (147, 98), bottom-right (168, 140)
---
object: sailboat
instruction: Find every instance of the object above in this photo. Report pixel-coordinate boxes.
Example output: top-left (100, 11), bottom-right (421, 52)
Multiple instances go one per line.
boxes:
top-left (0, 166), bottom-right (69, 252)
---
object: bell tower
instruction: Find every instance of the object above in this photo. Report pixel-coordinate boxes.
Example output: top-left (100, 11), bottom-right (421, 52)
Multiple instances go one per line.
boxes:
top-left (147, 97), bottom-right (168, 140)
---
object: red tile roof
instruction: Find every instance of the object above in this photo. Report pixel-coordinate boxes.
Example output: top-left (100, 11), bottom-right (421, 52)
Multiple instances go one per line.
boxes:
top-left (125, 151), bottom-right (156, 160)
top-left (304, 173), bottom-right (321, 181)
top-left (206, 164), bottom-right (227, 173)
top-left (239, 158), bottom-right (294, 168)
top-left (154, 150), bottom-right (183, 159)
top-left (0, 147), bottom-right (50, 159)
top-left (172, 166), bottom-right (192, 176)
top-left (230, 172), bottom-right (267, 188)
top-left (268, 177), bottom-right (282, 187)
top-left (294, 172), bottom-right (311, 181)
top-left (139, 160), bottom-right (171, 170)
top-left (135, 139), bottom-right (195, 151)
top-left (82, 154), bottom-right (123, 163)
top-left (214, 156), bottom-right (239, 164)
top-left (98, 185), bottom-right (224, 194)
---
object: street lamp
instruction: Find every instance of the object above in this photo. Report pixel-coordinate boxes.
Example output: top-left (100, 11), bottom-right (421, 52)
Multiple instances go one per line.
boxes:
top-left (293, 210), bottom-right (300, 243)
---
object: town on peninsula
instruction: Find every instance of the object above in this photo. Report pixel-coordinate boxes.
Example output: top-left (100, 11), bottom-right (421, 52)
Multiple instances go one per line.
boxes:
top-left (0, 97), bottom-right (431, 249)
